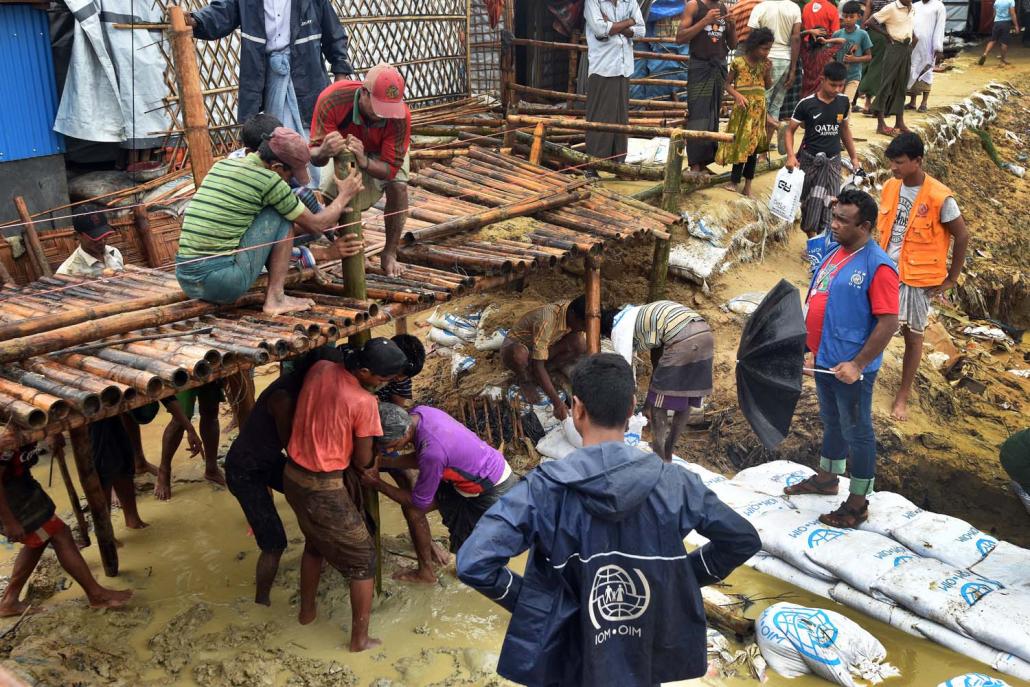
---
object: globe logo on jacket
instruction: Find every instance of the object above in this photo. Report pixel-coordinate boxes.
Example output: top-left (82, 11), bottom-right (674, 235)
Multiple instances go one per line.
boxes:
top-left (588, 564), bottom-right (651, 635)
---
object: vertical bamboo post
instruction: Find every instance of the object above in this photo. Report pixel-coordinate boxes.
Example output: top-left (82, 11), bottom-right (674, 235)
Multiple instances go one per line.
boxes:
top-left (648, 129), bottom-right (682, 302)
top-left (585, 254), bottom-right (602, 354)
top-left (132, 206), bottom-right (161, 268)
top-left (394, 318), bottom-right (409, 335)
top-left (53, 441), bottom-right (91, 547)
top-left (465, 0), bottom-right (473, 98)
top-left (0, 252), bottom-right (13, 287)
top-left (13, 196), bottom-right (51, 279)
top-left (528, 122), bottom-right (547, 166)
top-left (566, 30), bottom-right (581, 108)
top-left (68, 425), bottom-right (119, 576)
top-left (169, 6), bottom-right (214, 187)
top-left (500, 0), bottom-right (516, 111)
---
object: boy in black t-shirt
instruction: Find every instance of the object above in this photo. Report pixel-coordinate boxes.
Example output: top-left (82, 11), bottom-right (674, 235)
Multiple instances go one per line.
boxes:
top-left (785, 61), bottom-right (862, 237)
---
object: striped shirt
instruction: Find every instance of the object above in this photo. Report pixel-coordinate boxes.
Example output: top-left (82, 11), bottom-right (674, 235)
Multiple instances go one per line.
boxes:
top-left (178, 154), bottom-right (304, 257)
top-left (309, 81), bottom-right (411, 179)
top-left (633, 300), bottom-right (703, 349)
top-left (508, 301), bottom-right (572, 361)
top-left (376, 377), bottom-right (412, 404)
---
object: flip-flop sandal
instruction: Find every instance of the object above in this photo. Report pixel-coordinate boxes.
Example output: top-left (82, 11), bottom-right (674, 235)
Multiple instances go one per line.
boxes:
top-left (878, 127), bottom-right (900, 137)
top-left (783, 475), bottom-right (840, 496)
top-left (818, 501), bottom-right (869, 529)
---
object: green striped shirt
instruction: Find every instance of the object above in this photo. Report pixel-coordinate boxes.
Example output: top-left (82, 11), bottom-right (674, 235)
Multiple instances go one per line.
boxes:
top-left (633, 300), bottom-right (702, 350)
top-left (178, 154), bottom-right (304, 256)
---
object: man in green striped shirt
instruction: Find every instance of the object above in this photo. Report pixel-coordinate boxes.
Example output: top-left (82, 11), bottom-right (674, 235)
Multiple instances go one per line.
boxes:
top-left (176, 127), bottom-right (363, 315)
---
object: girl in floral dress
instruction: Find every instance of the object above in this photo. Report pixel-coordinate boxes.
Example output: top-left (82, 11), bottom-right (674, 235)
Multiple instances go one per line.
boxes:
top-left (716, 28), bottom-right (774, 197)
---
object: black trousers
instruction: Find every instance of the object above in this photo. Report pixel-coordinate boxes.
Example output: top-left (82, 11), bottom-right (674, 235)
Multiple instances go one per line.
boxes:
top-left (731, 154), bottom-right (759, 183)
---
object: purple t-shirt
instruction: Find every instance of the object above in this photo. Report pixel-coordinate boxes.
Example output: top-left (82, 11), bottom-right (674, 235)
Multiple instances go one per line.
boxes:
top-left (410, 406), bottom-right (508, 511)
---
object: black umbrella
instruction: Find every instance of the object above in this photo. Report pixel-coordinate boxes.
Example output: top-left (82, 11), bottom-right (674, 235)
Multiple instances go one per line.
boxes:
top-left (735, 278), bottom-right (808, 449)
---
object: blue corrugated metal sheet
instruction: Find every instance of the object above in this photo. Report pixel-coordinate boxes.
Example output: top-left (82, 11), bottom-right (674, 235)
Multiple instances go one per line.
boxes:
top-left (0, 4), bottom-right (64, 163)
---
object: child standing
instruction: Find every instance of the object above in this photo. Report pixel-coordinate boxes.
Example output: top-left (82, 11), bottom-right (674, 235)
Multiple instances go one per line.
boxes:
top-left (833, 1), bottom-right (874, 106)
top-left (717, 28), bottom-right (774, 197)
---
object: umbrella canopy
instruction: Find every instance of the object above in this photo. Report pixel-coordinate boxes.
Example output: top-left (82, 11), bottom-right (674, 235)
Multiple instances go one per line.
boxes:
top-left (735, 279), bottom-right (808, 449)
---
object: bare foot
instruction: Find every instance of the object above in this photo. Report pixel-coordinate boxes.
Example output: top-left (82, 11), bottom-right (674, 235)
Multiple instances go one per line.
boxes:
top-left (890, 397), bottom-right (909, 422)
top-left (135, 461), bottom-right (159, 477)
top-left (204, 468), bottom-right (227, 488)
top-left (430, 542), bottom-right (451, 567)
top-left (350, 636), bottom-right (382, 653)
top-left (0, 600), bottom-right (40, 618)
top-left (88, 587), bottom-right (133, 610)
top-left (124, 517), bottom-right (149, 530)
top-left (392, 567), bottom-right (437, 584)
top-left (721, 182), bottom-right (739, 193)
top-left (263, 295), bottom-right (314, 316)
top-left (298, 607), bottom-right (317, 625)
top-left (154, 472), bottom-right (172, 501)
top-left (380, 252), bottom-right (402, 277)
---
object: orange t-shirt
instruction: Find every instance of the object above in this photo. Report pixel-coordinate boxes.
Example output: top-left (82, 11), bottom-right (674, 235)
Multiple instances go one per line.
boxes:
top-left (287, 361), bottom-right (382, 472)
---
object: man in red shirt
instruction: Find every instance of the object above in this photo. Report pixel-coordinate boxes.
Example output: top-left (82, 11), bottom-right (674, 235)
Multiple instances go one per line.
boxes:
top-left (309, 64), bottom-right (411, 276)
top-left (786, 188), bottom-right (898, 528)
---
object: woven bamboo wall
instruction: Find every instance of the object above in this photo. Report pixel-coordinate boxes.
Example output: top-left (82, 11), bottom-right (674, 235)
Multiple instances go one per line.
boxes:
top-left (157, 0), bottom-right (478, 152)
top-left (468, 0), bottom-right (506, 99)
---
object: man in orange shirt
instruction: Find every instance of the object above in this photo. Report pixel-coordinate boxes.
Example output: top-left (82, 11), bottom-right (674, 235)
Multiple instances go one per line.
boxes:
top-left (878, 133), bottom-right (968, 422)
top-left (283, 337), bottom-right (407, 652)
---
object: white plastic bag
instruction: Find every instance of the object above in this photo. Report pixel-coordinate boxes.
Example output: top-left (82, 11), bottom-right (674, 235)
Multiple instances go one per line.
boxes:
top-left (969, 541), bottom-right (1030, 591)
top-left (859, 491), bottom-right (925, 537)
top-left (624, 413), bottom-right (647, 447)
top-left (536, 425), bottom-right (577, 462)
top-left (938, 674), bottom-right (1012, 687)
top-left (757, 602), bottom-right (898, 686)
top-left (805, 529), bottom-right (918, 598)
top-left (750, 510), bottom-right (844, 581)
top-left (768, 167), bottom-right (806, 222)
top-left (891, 512), bottom-right (998, 568)
top-left (957, 589), bottom-right (1030, 663)
top-left (560, 416), bottom-right (583, 448)
top-left (871, 558), bottom-right (1003, 634)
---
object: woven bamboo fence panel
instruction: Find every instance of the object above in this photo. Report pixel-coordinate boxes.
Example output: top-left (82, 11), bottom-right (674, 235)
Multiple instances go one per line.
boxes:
top-left (155, 0), bottom-right (476, 153)
top-left (468, 0), bottom-right (506, 99)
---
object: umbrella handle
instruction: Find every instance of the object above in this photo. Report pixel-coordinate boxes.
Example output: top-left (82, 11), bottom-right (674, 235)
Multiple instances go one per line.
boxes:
top-left (803, 367), bottom-right (864, 381)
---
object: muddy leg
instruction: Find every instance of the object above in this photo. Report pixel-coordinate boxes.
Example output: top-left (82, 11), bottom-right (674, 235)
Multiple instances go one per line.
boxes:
top-left (298, 542), bottom-right (322, 625)
top-left (501, 341), bottom-right (540, 405)
top-left (198, 395), bottom-right (225, 486)
top-left (112, 478), bottom-right (147, 529)
top-left (647, 405), bottom-right (670, 462)
top-left (125, 420), bottom-right (158, 477)
top-left (892, 326), bottom-right (923, 422)
top-left (348, 577), bottom-right (381, 652)
top-left (255, 549), bottom-right (283, 606)
top-left (664, 409), bottom-right (692, 463)
top-left (156, 418), bottom-right (185, 501)
top-left (395, 507), bottom-right (438, 584)
top-left (0, 544), bottom-right (45, 617)
top-left (50, 523), bottom-right (132, 608)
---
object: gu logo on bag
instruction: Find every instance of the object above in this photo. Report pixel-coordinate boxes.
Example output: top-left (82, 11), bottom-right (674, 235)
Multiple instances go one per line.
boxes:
top-left (589, 564), bottom-right (650, 642)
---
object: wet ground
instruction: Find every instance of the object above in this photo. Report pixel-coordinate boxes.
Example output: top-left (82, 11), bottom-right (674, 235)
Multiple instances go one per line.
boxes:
top-left (1, 45), bottom-right (1028, 687)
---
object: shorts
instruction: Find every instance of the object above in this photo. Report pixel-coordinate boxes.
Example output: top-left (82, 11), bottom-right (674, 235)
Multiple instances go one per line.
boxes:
top-left (992, 21), bottom-right (1013, 44)
top-left (320, 152), bottom-right (411, 210)
top-left (226, 450), bottom-right (287, 552)
top-left (176, 207), bottom-right (292, 304)
top-left (0, 475), bottom-right (59, 547)
top-left (176, 382), bottom-right (224, 419)
top-left (436, 472), bottom-right (518, 553)
top-left (898, 283), bottom-right (931, 334)
top-left (844, 80), bottom-right (860, 102)
top-left (282, 461), bottom-right (374, 580)
top-left (90, 416), bottom-right (135, 487)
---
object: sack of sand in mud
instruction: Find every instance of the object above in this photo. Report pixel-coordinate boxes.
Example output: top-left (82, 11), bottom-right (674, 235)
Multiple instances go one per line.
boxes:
top-left (939, 674), bottom-right (1011, 687)
top-left (805, 529), bottom-right (918, 600)
top-left (757, 602), bottom-right (899, 686)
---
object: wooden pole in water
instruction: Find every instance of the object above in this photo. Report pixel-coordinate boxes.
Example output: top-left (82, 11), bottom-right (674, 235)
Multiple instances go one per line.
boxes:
top-left (585, 254), bottom-right (602, 354)
top-left (648, 130), bottom-right (682, 302)
top-left (168, 6), bottom-right (214, 187)
top-left (52, 439), bottom-right (91, 547)
top-left (528, 122), bottom-right (547, 166)
top-left (14, 196), bottom-right (52, 279)
top-left (68, 426), bottom-right (119, 576)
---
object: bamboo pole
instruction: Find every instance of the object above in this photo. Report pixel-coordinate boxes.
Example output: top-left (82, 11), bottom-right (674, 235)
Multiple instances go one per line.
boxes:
top-left (0, 378), bottom-right (69, 420)
top-left (0, 367), bottom-right (100, 417)
top-left (25, 359), bottom-right (127, 407)
top-left (168, 6), bottom-right (214, 186)
top-left (132, 207), bottom-right (162, 268)
top-left (69, 426), bottom-right (119, 576)
top-left (585, 255), bottom-right (602, 354)
top-left (13, 196), bottom-right (52, 279)
top-left (648, 131), bottom-right (683, 302)
top-left (53, 441), bottom-right (91, 548)
top-left (0, 392), bottom-right (47, 429)
top-left (512, 134), bottom-right (664, 181)
top-left (511, 37), bottom-right (693, 65)
top-left (512, 83), bottom-right (689, 110)
top-left (508, 115), bottom-right (730, 141)
top-left (528, 122), bottom-right (546, 166)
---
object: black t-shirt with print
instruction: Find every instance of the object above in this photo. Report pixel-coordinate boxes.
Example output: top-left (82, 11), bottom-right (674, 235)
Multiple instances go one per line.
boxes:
top-left (792, 93), bottom-right (851, 157)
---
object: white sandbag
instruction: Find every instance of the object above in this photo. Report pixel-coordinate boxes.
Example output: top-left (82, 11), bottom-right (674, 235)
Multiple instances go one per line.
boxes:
top-left (450, 354), bottom-right (475, 380)
top-left (768, 166), bottom-right (806, 222)
top-left (859, 491), bottom-right (925, 537)
top-left (957, 589), bottom-right (1030, 663)
top-left (891, 512), bottom-right (998, 568)
top-left (871, 558), bottom-right (1004, 634)
top-left (757, 602), bottom-right (898, 686)
top-left (560, 417), bottom-right (583, 449)
top-left (429, 326), bottom-right (465, 348)
top-left (829, 582), bottom-right (922, 636)
top-left (673, 459), bottom-right (732, 489)
top-left (732, 460), bottom-right (814, 495)
top-left (917, 622), bottom-right (1030, 682)
top-left (970, 541), bottom-right (1030, 591)
top-left (806, 530), bottom-right (918, 598)
top-left (474, 328), bottom-right (507, 351)
top-left (426, 308), bottom-right (477, 341)
top-left (536, 426), bottom-right (577, 462)
top-left (938, 674), bottom-right (1012, 687)
top-left (752, 510), bottom-right (846, 581)
top-left (750, 555), bottom-right (834, 599)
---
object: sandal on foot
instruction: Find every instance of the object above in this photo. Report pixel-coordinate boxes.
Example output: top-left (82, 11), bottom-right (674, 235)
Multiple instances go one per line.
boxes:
top-left (877, 127), bottom-right (900, 137)
top-left (783, 475), bottom-right (840, 496)
top-left (819, 501), bottom-right (869, 528)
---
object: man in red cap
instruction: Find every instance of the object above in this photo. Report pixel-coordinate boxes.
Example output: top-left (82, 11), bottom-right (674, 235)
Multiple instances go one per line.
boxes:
top-left (309, 63), bottom-right (412, 276)
top-left (57, 204), bottom-right (124, 278)
top-left (176, 126), bottom-right (363, 315)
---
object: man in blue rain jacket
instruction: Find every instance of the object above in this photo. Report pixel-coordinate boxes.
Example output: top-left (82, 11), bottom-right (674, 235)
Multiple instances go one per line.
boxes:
top-left (457, 353), bottom-right (761, 687)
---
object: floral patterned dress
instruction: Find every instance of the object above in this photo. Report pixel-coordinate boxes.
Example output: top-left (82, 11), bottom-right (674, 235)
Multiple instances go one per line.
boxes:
top-left (715, 56), bottom-right (770, 165)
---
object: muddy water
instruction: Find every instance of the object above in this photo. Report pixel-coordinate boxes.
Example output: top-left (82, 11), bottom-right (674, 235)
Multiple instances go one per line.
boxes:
top-left (0, 380), bottom-right (999, 686)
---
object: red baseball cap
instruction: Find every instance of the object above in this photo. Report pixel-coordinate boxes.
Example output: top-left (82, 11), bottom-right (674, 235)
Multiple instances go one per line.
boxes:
top-left (364, 63), bottom-right (408, 120)
top-left (266, 127), bottom-right (311, 186)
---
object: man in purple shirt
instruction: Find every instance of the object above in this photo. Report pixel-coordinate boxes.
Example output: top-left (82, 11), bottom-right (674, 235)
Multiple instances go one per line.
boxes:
top-left (361, 404), bottom-right (518, 583)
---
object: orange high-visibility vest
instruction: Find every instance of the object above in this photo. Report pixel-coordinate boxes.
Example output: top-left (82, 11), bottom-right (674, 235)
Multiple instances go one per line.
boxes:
top-left (877, 175), bottom-right (955, 287)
